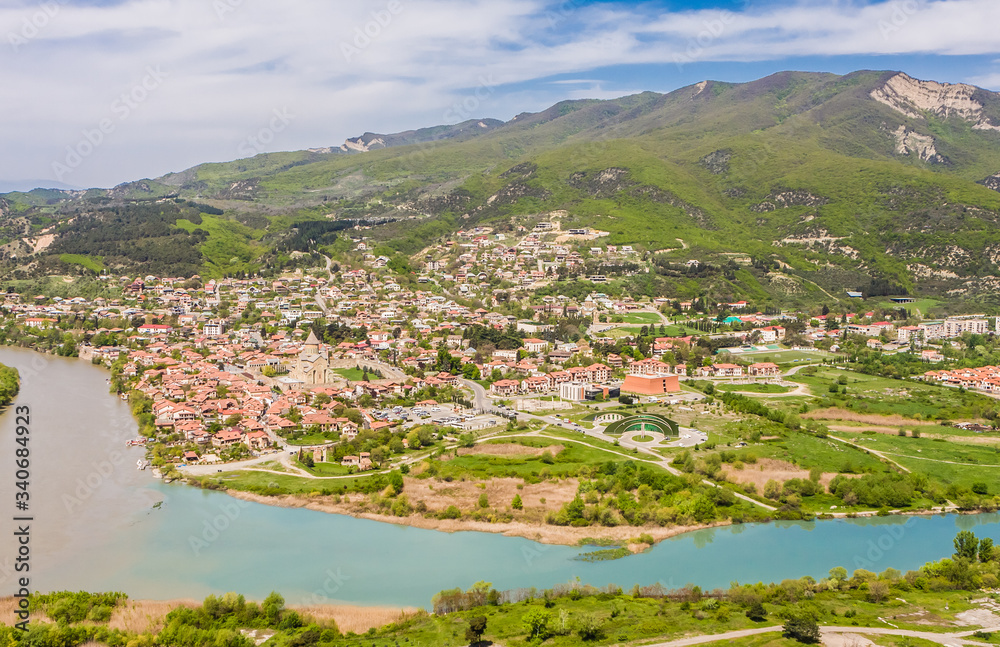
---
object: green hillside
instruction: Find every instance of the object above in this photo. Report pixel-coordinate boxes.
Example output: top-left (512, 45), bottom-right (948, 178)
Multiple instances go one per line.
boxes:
top-left (3, 69), bottom-right (1000, 302)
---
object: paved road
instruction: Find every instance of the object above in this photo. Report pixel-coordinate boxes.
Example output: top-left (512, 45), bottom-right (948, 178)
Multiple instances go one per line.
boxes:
top-left (179, 451), bottom-right (290, 476)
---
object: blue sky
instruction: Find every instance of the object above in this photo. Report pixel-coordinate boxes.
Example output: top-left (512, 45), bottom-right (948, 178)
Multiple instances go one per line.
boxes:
top-left (1, 0), bottom-right (998, 188)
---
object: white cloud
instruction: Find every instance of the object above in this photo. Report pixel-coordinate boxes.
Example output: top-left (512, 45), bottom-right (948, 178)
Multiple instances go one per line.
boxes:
top-left (0, 0), bottom-right (997, 186)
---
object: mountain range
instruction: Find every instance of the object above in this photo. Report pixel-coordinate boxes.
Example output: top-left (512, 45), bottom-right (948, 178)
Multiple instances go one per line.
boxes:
top-left (4, 69), bottom-right (1000, 304)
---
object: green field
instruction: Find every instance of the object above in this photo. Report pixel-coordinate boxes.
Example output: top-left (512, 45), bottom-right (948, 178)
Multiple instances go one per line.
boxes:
top-left (332, 367), bottom-right (366, 381)
top-left (58, 254), bottom-right (104, 272)
top-left (621, 312), bottom-right (663, 324)
top-left (539, 428), bottom-right (654, 458)
top-left (209, 470), bottom-right (371, 494)
top-left (733, 349), bottom-right (831, 365)
top-left (283, 432), bottom-right (339, 445)
top-left (175, 214), bottom-right (267, 277)
top-left (787, 367), bottom-right (995, 419)
top-left (600, 326), bottom-right (646, 339)
top-left (733, 428), bottom-right (886, 475)
top-left (717, 383), bottom-right (791, 394)
top-left (297, 460), bottom-right (354, 477)
top-left (432, 436), bottom-right (664, 481)
top-left (875, 298), bottom-right (941, 317)
top-left (836, 431), bottom-right (1000, 491)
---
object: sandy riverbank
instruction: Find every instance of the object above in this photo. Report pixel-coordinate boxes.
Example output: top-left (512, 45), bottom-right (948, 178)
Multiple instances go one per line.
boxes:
top-left (0, 597), bottom-right (416, 635)
top-left (225, 489), bottom-right (733, 547)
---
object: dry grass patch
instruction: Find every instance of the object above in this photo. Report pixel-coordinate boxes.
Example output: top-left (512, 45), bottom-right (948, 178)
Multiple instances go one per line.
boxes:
top-left (721, 458), bottom-right (843, 490)
top-left (457, 443), bottom-right (564, 458)
top-left (293, 605), bottom-right (418, 635)
top-left (0, 597), bottom-right (29, 626)
top-left (802, 408), bottom-right (935, 427)
top-left (108, 599), bottom-right (199, 633)
top-left (402, 476), bottom-right (577, 513)
top-left (828, 424), bottom-right (1000, 446)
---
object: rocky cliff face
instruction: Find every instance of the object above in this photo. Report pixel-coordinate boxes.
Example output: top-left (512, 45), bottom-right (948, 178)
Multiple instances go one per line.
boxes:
top-left (871, 72), bottom-right (1000, 131)
top-left (893, 125), bottom-right (946, 163)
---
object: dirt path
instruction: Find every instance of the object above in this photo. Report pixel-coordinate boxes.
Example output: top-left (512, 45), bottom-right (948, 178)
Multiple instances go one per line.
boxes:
top-left (643, 624), bottom-right (1000, 647)
top-left (829, 435), bottom-right (911, 473)
top-left (729, 383), bottom-right (811, 398)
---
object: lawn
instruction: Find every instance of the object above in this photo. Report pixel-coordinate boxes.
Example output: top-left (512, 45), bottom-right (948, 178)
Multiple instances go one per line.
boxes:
top-left (333, 367), bottom-right (366, 381)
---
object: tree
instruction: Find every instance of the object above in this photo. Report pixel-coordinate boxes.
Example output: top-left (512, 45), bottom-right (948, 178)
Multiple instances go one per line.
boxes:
top-left (783, 614), bottom-right (820, 643)
top-left (980, 537), bottom-right (995, 563)
top-left (262, 591), bottom-right (285, 625)
top-left (867, 580), bottom-right (889, 603)
top-left (746, 600), bottom-right (767, 622)
top-left (512, 494), bottom-right (523, 510)
top-left (465, 616), bottom-right (487, 645)
top-left (575, 613), bottom-right (604, 640)
top-left (828, 566), bottom-right (847, 584)
top-left (388, 471), bottom-right (404, 496)
top-left (954, 530), bottom-right (979, 561)
top-left (763, 479), bottom-right (782, 500)
top-left (523, 608), bottom-right (551, 640)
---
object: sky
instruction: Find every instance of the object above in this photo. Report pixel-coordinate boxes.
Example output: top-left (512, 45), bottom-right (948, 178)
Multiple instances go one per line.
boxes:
top-left (1, 0), bottom-right (999, 189)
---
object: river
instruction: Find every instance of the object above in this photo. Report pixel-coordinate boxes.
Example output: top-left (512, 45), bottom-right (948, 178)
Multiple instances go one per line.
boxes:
top-left (1, 347), bottom-right (998, 608)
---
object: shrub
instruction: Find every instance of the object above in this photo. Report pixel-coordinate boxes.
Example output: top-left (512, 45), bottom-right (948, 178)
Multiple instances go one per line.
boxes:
top-left (783, 614), bottom-right (820, 643)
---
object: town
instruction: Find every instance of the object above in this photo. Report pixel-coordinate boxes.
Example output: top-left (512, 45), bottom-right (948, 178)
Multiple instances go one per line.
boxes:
top-left (2, 217), bottom-right (998, 480)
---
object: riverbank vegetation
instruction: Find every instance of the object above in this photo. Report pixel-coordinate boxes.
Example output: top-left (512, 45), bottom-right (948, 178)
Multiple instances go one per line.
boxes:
top-left (0, 361), bottom-right (19, 407)
top-left (5, 532), bottom-right (1000, 647)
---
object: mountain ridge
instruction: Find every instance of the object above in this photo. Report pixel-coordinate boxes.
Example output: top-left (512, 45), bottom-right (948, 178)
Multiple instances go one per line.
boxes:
top-left (4, 69), bottom-right (1000, 305)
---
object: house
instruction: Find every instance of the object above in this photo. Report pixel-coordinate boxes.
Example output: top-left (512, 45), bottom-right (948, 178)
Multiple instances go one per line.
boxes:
top-left (244, 431), bottom-right (270, 451)
top-left (712, 363), bottom-right (744, 378)
top-left (491, 379), bottom-right (521, 397)
top-left (138, 324), bottom-right (173, 336)
top-left (203, 321), bottom-right (226, 337)
top-left (523, 338), bottom-right (547, 353)
top-left (758, 326), bottom-right (785, 342)
top-left (211, 428), bottom-right (244, 449)
top-left (748, 362), bottom-right (780, 377)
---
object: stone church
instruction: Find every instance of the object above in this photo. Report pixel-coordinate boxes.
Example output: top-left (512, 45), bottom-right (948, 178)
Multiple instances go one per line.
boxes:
top-left (289, 330), bottom-right (333, 385)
